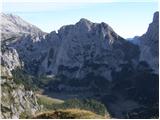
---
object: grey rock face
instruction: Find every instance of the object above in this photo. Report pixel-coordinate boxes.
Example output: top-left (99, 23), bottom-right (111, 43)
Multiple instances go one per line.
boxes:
top-left (132, 11), bottom-right (159, 73)
top-left (1, 13), bottom-right (46, 75)
top-left (12, 19), bottom-right (140, 80)
top-left (0, 13), bottom-right (45, 36)
top-left (1, 79), bottom-right (41, 119)
top-left (1, 47), bottom-right (22, 76)
top-left (1, 63), bottom-right (40, 119)
top-left (0, 12), bottom-right (46, 46)
top-left (0, 13), bottom-right (43, 119)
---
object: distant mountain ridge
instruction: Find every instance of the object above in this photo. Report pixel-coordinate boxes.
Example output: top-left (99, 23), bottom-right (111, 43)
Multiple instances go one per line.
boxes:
top-left (1, 12), bottom-right (158, 80)
top-left (0, 13), bottom-right (46, 41)
top-left (0, 13), bottom-right (45, 35)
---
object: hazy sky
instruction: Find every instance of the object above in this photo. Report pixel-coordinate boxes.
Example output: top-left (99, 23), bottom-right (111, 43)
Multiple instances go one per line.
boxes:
top-left (2, 1), bottom-right (158, 38)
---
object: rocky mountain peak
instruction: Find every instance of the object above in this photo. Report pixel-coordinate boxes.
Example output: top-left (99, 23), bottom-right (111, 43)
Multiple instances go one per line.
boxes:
top-left (153, 11), bottom-right (159, 22)
top-left (141, 11), bottom-right (159, 45)
top-left (10, 17), bottom-right (140, 80)
top-left (134, 11), bottom-right (159, 73)
top-left (0, 13), bottom-right (45, 36)
top-left (79, 18), bottom-right (92, 24)
top-left (72, 18), bottom-right (93, 32)
top-left (1, 13), bottom-right (22, 23)
top-left (77, 18), bottom-right (93, 28)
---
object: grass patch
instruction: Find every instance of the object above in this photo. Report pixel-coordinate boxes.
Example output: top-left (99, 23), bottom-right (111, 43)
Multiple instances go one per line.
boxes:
top-left (37, 94), bottom-right (64, 109)
top-left (33, 109), bottom-right (107, 119)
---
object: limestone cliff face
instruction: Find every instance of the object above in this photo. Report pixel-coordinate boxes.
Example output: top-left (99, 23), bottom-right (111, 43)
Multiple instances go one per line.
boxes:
top-left (1, 65), bottom-right (41, 119)
top-left (0, 13), bottom-right (43, 119)
top-left (1, 79), bottom-right (40, 119)
top-left (1, 47), bottom-right (22, 76)
top-left (2, 12), bottom-right (158, 79)
top-left (11, 19), bottom-right (140, 80)
top-left (138, 12), bottom-right (159, 73)
top-left (1, 13), bottom-right (140, 81)
top-left (1, 64), bottom-right (41, 119)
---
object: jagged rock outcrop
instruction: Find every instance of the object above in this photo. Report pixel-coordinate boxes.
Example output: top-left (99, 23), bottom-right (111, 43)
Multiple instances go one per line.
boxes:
top-left (11, 18), bottom-right (140, 80)
top-left (1, 80), bottom-right (40, 119)
top-left (1, 65), bottom-right (41, 119)
top-left (0, 13), bottom-right (43, 119)
top-left (1, 79), bottom-right (41, 119)
top-left (139, 12), bottom-right (159, 73)
top-left (131, 11), bottom-right (159, 73)
top-left (1, 47), bottom-right (22, 76)
top-left (1, 12), bottom-right (46, 75)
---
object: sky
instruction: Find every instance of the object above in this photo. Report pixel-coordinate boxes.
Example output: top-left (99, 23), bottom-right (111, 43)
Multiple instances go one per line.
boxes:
top-left (2, 0), bottom-right (159, 38)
